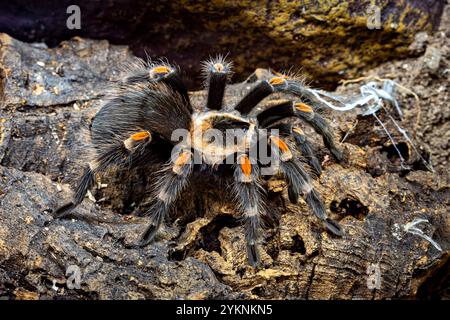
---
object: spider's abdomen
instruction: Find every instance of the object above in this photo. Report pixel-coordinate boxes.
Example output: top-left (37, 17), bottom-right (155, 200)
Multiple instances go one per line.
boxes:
top-left (91, 81), bottom-right (191, 151)
top-left (91, 97), bottom-right (146, 147)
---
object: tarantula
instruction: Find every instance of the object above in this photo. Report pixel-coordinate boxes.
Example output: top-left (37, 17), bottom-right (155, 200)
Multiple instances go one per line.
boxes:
top-left (55, 55), bottom-right (344, 266)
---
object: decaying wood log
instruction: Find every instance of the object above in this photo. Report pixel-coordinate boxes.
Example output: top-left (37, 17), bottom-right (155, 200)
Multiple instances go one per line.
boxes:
top-left (0, 31), bottom-right (448, 299)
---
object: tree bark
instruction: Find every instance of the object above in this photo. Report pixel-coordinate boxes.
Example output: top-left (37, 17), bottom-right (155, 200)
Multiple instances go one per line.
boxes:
top-left (0, 32), bottom-right (448, 299)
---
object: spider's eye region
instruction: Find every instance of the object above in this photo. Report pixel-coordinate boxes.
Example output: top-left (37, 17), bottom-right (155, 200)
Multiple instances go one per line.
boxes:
top-left (211, 117), bottom-right (250, 132)
top-left (150, 65), bottom-right (172, 78)
top-left (269, 77), bottom-right (287, 86)
top-left (294, 102), bottom-right (313, 113)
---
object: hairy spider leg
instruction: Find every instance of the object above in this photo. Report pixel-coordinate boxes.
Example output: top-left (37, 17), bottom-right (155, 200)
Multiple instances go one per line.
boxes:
top-left (257, 99), bottom-right (339, 169)
top-left (256, 101), bottom-right (297, 128)
top-left (133, 150), bottom-right (193, 247)
top-left (233, 154), bottom-right (266, 266)
top-left (235, 80), bottom-right (273, 114)
top-left (201, 55), bottom-right (233, 110)
top-left (267, 121), bottom-right (322, 175)
top-left (292, 126), bottom-right (322, 175)
top-left (295, 102), bottom-right (343, 162)
top-left (235, 78), bottom-right (343, 161)
top-left (54, 131), bottom-right (153, 218)
top-left (269, 135), bottom-right (343, 236)
top-left (125, 63), bottom-right (192, 113)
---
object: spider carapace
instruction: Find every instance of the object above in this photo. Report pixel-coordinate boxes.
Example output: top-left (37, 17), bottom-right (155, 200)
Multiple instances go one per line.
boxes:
top-left (55, 55), bottom-right (345, 266)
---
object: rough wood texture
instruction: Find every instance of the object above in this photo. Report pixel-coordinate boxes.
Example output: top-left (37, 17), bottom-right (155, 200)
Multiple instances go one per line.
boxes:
top-left (0, 10), bottom-right (448, 299)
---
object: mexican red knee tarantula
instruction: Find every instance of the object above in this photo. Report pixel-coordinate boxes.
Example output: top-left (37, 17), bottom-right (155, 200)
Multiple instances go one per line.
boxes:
top-left (55, 55), bottom-right (344, 266)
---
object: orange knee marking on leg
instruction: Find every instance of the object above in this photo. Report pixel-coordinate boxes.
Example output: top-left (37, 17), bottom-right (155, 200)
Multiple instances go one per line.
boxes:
top-left (174, 151), bottom-right (191, 167)
top-left (295, 102), bottom-right (313, 113)
top-left (270, 136), bottom-right (289, 153)
top-left (130, 131), bottom-right (151, 141)
top-left (239, 155), bottom-right (252, 176)
top-left (151, 66), bottom-right (171, 74)
top-left (269, 77), bottom-right (286, 86)
top-left (270, 136), bottom-right (292, 161)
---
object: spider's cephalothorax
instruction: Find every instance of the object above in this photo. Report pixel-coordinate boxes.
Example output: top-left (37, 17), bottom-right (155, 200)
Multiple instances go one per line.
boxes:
top-left (55, 55), bottom-right (345, 266)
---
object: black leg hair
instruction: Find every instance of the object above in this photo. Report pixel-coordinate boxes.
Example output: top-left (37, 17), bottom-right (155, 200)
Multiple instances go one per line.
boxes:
top-left (202, 55), bottom-right (232, 110)
top-left (163, 73), bottom-right (192, 112)
top-left (266, 122), bottom-right (292, 136)
top-left (151, 66), bottom-right (192, 113)
top-left (124, 62), bottom-right (192, 113)
top-left (54, 166), bottom-right (96, 217)
top-left (295, 103), bottom-right (343, 161)
top-left (256, 99), bottom-right (342, 162)
top-left (292, 126), bottom-right (322, 175)
top-left (54, 132), bottom-right (153, 218)
top-left (257, 101), bottom-right (296, 128)
top-left (235, 80), bottom-right (273, 114)
top-left (268, 135), bottom-right (343, 236)
top-left (233, 154), bottom-right (266, 267)
top-left (266, 122), bottom-right (322, 175)
top-left (233, 76), bottom-right (324, 116)
top-left (133, 150), bottom-right (193, 247)
top-left (281, 160), bottom-right (343, 236)
top-left (281, 79), bottom-right (330, 112)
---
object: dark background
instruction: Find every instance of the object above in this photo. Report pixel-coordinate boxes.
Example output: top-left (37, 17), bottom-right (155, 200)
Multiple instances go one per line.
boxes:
top-left (0, 0), bottom-right (446, 89)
